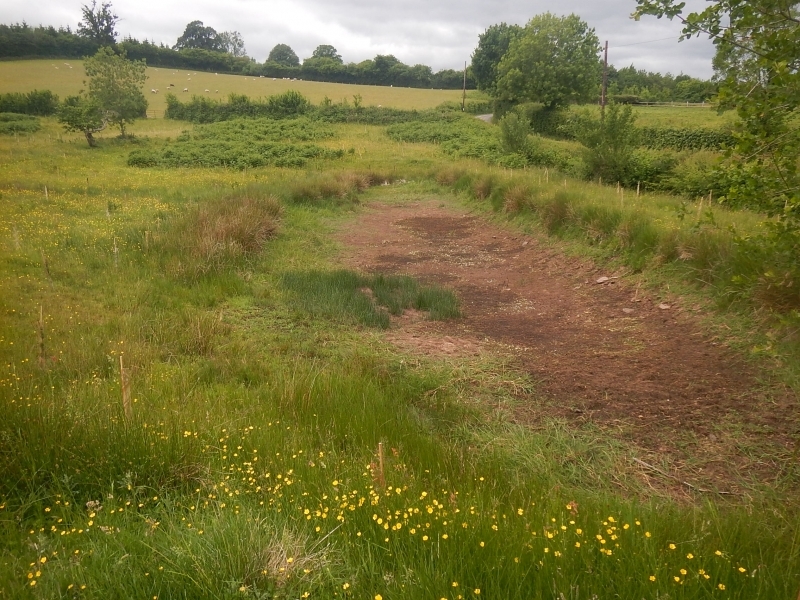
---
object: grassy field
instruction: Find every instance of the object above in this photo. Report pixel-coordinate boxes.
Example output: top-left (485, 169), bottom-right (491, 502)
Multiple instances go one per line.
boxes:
top-left (571, 104), bottom-right (735, 128)
top-left (0, 59), bottom-right (484, 113)
top-left (1, 83), bottom-right (799, 598)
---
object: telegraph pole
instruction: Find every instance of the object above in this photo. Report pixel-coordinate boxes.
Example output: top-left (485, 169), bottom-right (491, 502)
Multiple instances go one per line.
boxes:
top-left (601, 40), bottom-right (608, 120)
top-left (462, 61), bottom-right (467, 111)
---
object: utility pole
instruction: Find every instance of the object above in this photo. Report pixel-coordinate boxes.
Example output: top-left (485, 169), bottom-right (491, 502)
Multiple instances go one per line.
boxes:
top-left (601, 40), bottom-right (608, 120)
top-left (462, 61), bottom-right (467, 111)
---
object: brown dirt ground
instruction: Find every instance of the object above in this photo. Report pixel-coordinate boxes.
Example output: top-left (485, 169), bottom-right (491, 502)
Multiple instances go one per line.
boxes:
top-left (337, 197), bottom-right (798, 492)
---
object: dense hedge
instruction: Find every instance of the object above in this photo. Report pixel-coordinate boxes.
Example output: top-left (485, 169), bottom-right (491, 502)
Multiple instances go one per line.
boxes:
top-left (165, 91), bottom-right (311, 123)
top-left (0, 90), bottom-right (59, 116)
top-left (638, 126), bottom-right (734, 151)
top-left (164, 91), bottom-right (475, 126)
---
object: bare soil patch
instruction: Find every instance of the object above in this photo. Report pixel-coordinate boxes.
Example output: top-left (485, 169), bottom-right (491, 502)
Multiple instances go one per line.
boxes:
top-left (337, 198), bottom-right (797, 491)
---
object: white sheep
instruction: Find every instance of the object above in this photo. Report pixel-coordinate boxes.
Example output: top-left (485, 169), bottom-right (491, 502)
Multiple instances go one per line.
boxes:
top-left (205, 89), bottom-right (210, 92)
top-left (183, 88), bottom-right (188, 92)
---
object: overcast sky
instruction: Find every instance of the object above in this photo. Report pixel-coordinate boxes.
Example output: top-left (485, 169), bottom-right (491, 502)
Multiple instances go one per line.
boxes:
top-left (3, 0), bottom-right (717, 78)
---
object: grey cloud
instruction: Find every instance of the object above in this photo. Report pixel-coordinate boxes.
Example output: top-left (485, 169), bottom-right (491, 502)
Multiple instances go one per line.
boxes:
top-left (1, 0), bottom-right (716, 77)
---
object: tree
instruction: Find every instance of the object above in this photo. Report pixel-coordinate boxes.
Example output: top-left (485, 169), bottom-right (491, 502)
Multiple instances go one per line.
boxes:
top-left (471, 23), bottom-right (522, 93)
top-left (310, 44), bottom-right (342, 63)
top-left (495, 13), bottom-right (601, 108)
top-left (633, 0), bottom-right (799, 222)
top-left (218, 31), bottom-right (246, 57)
top-left (83, 47), bottom-right (147, 137)
top-left (268, 43), bottom-right (299, 67)
top-left (77, 1), bottom-right (118, 46)
top-left (175, 21), bottom-right (223, 52)
top-left (58, 95), bottom-right (106, 147)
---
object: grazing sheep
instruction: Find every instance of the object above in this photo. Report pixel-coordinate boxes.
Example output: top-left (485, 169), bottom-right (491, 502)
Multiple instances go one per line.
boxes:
top-left (215, 90), bottom-right (219, 93)
top-left (183, 88), bottom-right (188, 92)
top-left (150, 88), bottom-right (158, 94)
top-left (205, 89), bottom-right (210, 92)
top-left (168, 83), bottom-right (174, 87)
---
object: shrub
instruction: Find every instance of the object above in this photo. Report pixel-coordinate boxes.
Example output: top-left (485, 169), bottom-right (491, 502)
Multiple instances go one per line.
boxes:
top-left (639, 126), bottom-right (733, 151)
top-left (0, 112), bottom-right (40, 134)
top-left (499, 111), bottom-right (530, 153)
top-left (659, 151), bottom-right (728, 199)
top-left (575, 103), bottom-right (640, 185)
top-left (0, 89), bottom-right (59, 115)
top-left (128, 117), bottom-right (343, 169)
top-left (165, 90), bottom-right (312, 123)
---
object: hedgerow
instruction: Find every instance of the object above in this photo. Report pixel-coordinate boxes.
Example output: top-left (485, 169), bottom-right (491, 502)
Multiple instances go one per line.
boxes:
top-left (639, 126), bottom-right (734, 151)
top-left (0, 89), bottom-right (59, 115)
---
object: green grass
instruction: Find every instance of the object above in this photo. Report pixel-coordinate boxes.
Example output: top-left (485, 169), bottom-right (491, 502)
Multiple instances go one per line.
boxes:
top-left (0, 113), bottom-right (799, 599)
top-left (0, 59), bottom-right (488, 113)
top-left (281, 270), bottom-right (461, 328)
top-left (570, 104), bottom-right (737, 129)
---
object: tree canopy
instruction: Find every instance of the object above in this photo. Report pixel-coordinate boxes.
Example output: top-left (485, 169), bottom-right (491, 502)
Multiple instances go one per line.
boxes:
top-left (268, 43), bottom-right (299, 67)
top-left (634, 0), bottom-right (799, 222)
top-left (310, 44), bottom-right (342, 63)
top-left (83, 47), bottom-right (147, 137)
top-left (77, 1), bottom-right (118, 46)
top-left (174, 21), bottom-right (223, 52)
top-left (495, 13), bottom-right (601, 108)
top-left (471, 23), bottom-right (522, 93)
top-left (58, 95), bottom-right (106, 146)
top-left (218, 31), bottom-right (246, 57)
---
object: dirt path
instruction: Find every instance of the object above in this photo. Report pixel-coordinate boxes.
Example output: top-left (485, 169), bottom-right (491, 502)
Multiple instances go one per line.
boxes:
top-left (338, 198), bottom-right (796, 489)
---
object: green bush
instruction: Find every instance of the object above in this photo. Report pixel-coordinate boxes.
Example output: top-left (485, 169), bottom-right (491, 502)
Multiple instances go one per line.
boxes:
top-left (165, 90), bottom-right (311, 123)
top-left (0, 89), bottom-right (59, 115)
top-left (0, 112), bottom-right (40, 134)
top-left (128, 117), bottom-right (343, 169)
top-left (575, 103), bottom-right (640, 184)
top-left (639, 126), bottom-right (734, 151)
top-left (499, 111), bottom-right (530, 153)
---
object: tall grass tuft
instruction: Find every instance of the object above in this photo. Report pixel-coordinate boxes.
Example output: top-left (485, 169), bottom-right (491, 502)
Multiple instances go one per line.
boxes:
top-left (503, 185), bottom-right (532, 214)
top-left (159, 190), bottom-right (281, 276)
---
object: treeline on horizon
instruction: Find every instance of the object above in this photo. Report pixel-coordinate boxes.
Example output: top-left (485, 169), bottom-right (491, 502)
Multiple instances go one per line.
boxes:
top-left (0, 23), bottom-right (474, 90)
top-left (0, 21), bottom-right (716, 100)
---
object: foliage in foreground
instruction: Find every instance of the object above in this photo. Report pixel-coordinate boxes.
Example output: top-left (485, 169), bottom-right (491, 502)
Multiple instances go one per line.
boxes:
top-left (633, 0), bottom-right (799, 227)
